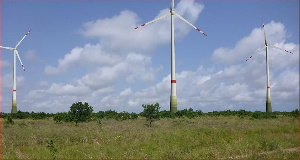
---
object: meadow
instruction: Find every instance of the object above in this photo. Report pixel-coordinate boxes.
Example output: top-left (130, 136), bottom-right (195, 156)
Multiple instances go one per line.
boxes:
top-left (1, 114), bottom-right (299, 159)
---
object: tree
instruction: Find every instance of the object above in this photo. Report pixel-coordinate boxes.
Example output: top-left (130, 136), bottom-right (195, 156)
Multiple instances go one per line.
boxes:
top-left (141, 103), bottom-right (160, 127)
top-left (68, 102), bottom-right (93, 125)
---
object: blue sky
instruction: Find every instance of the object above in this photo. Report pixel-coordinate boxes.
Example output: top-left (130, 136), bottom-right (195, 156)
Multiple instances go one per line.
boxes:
top-left (1, 0), bottom-right (299, 113)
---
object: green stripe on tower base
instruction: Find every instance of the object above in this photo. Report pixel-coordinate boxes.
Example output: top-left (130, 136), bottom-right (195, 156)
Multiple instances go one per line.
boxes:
top-left (266, 97), bottom-right (272, 112)
top-left (170, 96), bottom-right (177, 113)
top-left (12, 99), bottom-right (17, 113)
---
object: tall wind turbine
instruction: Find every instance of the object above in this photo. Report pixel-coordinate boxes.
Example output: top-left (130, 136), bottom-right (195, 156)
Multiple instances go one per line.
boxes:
top-left (1, 30), bottom-right (31, 113)
top-left (246, 20), bottom-right (293, 112)
top-left (135, 0), bottom-right (206, 113)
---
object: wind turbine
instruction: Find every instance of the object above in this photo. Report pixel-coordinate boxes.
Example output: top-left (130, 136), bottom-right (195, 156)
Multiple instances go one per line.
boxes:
top-left (1, 30), bottom-right (31, 113)
top-left (135, 0), bottom-right (206, 113)
top-left (246, 20), bottom-right (293, 112)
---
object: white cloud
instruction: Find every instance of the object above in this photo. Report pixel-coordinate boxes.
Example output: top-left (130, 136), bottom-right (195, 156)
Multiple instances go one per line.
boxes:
top-left (45, 47), bottom-right (83, 75)
top-left (120, 88), bottom-right (133, 96)
top-left (212, 21), bottom-right (288, 64)
top-left (47, 82), bottom-right (90, 96)
top-left (25, 50), bottom-right (40, 62)
top-left (1, 60), bottom-right (11, 68)
top-left (44, 43), bottom-right (122, 75)
top-left (37, 81), bottom-right (49, 87)
top-left (2, 73), bottom-right (25, 89)
top-left (80, 0), bottom-right (204, 53)
top-left (272, 69), bottom-right (299, 100)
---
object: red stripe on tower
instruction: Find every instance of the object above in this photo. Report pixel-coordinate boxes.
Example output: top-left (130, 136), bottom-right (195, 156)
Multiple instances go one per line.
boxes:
top-left (267, 86), bottom-right (270, 88)
top-left (13, 90), bottom-right (16, 91)
top-left (26, 30), bottom-right (31, 35)
top-left (171, 80), bottom-right (176, 83)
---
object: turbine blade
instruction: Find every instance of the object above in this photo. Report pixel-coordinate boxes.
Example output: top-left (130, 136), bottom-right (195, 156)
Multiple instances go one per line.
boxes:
top-left (269, 44), bottom-right (293, 54)
top-left (0, 46), bottom-right (14, 50)
top-left (15, 50), bottom-right (25, 71)
top-left (246, 46), bottom-right (266, 61)
top-left (171, 0), bottom-right (174, 10)
top-left (173, 11), bottom-right (207, 36)
top-left (262, 20), bottom-right (267, 45)
top-left (15, 30), bottom-right (31, 49)
top-left (135, 13), bottom-right (171, 29)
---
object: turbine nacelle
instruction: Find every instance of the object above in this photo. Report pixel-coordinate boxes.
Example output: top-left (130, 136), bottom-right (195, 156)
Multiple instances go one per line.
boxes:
top-left (0, 30), bottom-right (31, 72)
top-left (246, 21), bottom-right (293, 61)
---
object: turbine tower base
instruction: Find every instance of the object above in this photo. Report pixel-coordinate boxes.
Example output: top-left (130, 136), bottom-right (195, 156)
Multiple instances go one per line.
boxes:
top-left (266, 97), bottom-right (272, 112)
top-left (12, 100), bottom-right (17, 113)
top-left (170, 96), bottom-right (177, 113)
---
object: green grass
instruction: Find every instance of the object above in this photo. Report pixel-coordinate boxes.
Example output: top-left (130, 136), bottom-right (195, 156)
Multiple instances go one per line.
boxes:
top-left (1, 116), bottom-right (299, 159)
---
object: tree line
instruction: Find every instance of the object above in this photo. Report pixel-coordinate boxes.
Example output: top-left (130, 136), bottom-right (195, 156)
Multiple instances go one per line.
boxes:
top-left (1, 102), bottom-right (299, 125)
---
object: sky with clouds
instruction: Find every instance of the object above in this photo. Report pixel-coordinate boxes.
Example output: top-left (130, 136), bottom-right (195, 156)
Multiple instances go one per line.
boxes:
top-left (1, 0), bottom-right (299, 113)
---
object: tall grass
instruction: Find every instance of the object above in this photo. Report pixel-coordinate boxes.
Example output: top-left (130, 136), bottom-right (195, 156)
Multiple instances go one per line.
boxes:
top-left (1, 116), bottom-right (298, 159)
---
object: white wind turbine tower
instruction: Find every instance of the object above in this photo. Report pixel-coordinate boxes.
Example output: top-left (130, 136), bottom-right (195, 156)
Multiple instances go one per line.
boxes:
top-left (1, 30), bottom-right (31, 113)
top-left (246, 20), bottom-right (293, 112)
top-left (135, 0), bottom-right (206, 113)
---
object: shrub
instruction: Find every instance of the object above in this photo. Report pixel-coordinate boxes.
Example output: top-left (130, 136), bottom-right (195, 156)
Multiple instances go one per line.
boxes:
top-left (159, 110), bottom-right (176, 118)
top-left (95, 111), bottom-right (105, 119)
top-left (11, 111), bottom-right (31, 119)
top-left (53, 112), bottom-right (72, 123)
top-left (103, 110), bottom-right (118, 119)
top-left (177, 108), bottom-right (197, 119)
top-left (291, 109), bottom-right (299, 118)
top-left (116, 111), bottom-right (131, 121)
top-left (251, 111), bottom-right (277, 119)
top-left (130, 112), bottom-right (139, 120)
top-left (68, 102), bottom-right (93, 125)
top-left (5, 115), bottom-right (14, 125)
top-left (31, 112), bottom-right (49, 120)
top-left (141, 103), bottom-right (160, 127)
top-left (46, 139), bottom-right (58, 159)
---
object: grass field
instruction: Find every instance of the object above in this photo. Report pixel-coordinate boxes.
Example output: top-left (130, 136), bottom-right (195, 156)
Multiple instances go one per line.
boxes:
top-left (1, 116), bottom-right (299, 159)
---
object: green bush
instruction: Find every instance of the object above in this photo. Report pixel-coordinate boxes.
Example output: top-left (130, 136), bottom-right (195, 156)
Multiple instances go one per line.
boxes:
top-left (5, 115), bottom-right (14, 125)
top-left (130, 112), bottom-right (139, 120)
top-left (141, 103), bottom-right (160, 127)
top-left (176, 108), bottom-right (197, 119)
top-left (159, 110), bottom-right (176, 118)
top-left (31, 112), bottom-right (49, 120)
top-left (46, 139), bottom-right (58, 159)
top-left (103, 110), bottom-right (118, 119)
top-left (11, 111), bottom-right (31, 119)
top-left (251, 111), bottom-right (277, 119)
top-left (68, 102), bottom-right (93, 125)
top-left (116, 112), bottom-right (131, 121)
top-left (53, 112), bottom-right (72, 123)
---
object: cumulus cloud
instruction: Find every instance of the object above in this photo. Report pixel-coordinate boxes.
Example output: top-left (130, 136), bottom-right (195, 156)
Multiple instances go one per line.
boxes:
top-left (47, 82), bottom-right (90, 96)
top-left (120, 88), bottom-right (133, 96)
top-left (44, 44), bottom-right (122, 75)
top-left (80, 0), bottom-right (204, 53)
top-left (211, 21), bottom-right (290, 64)
top-left (44, 0), bottom-right (204, 78)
